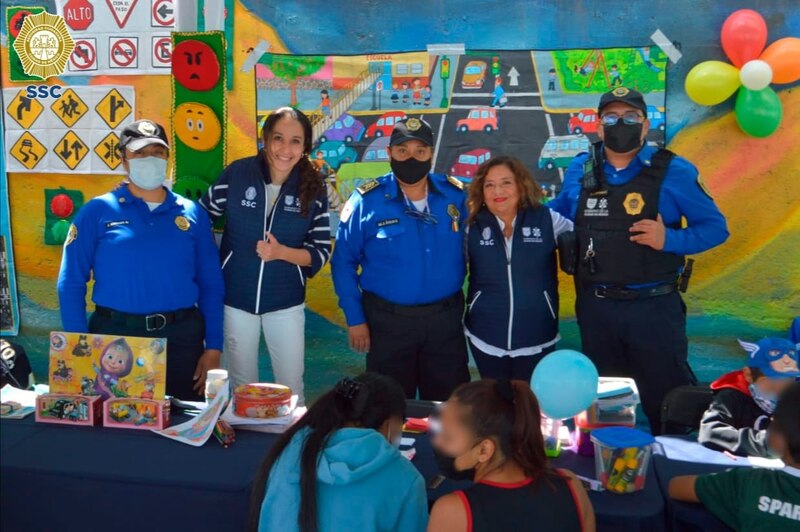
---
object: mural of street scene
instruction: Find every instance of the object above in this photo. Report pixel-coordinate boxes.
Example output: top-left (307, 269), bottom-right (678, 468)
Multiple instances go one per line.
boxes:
top-left (256, 47), bottom-right (669, 230)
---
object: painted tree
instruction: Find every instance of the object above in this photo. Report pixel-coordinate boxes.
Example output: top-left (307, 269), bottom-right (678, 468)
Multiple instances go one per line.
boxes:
top-left (262, 54), bottom-right (326, 106)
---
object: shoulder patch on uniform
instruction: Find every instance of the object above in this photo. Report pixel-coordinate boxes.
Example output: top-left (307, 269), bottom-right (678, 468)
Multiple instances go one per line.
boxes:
top-left (446, 175), bottom-right (464, 190)
top-left (356, 179), bottom-right (380, 195)
top-left (696, 174), bottom-right (713, 198)
top-left (64, 224), bottom-right (78, 246)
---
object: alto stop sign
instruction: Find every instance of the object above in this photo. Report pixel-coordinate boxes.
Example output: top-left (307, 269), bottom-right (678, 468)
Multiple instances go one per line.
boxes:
top-left (64, 0), bottom-right (94, 31)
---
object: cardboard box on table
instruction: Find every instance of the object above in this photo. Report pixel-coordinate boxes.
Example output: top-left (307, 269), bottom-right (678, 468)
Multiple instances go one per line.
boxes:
top-left (35, 393), bottom-right (103, 426)
top-left (38, 332), bottom-right (168, 430)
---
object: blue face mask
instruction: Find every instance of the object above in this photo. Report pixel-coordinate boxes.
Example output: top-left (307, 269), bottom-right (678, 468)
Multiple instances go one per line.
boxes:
top-left (748, 383), bottom-right (778, 414)
top-left (128, 156), bottom-right (168, 191)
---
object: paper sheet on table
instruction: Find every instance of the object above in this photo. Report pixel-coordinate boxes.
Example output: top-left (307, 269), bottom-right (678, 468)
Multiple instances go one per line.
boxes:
top-left (220, 395), bottom-right (299, 426)
top-left (152, 385), bottom-right (229, 447)
top-left (655, 436), bottom-right (785, 468)
top-left (232, 406), bottom-right (308, 434)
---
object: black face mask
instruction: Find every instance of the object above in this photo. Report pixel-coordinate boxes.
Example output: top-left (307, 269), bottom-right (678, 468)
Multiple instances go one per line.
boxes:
top-left (603, 122), bottom-right (644, 153)
top-left (391, 157), bottom-right (431, 185)
top-left (433, 447), bottom-right (477, 481)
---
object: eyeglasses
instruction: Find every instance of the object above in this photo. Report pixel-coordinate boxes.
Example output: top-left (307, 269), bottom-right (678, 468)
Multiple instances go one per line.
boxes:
top-left (600, 112), bottom-right (645, 126)
top-left (404, 207), bottom-right (438, 225)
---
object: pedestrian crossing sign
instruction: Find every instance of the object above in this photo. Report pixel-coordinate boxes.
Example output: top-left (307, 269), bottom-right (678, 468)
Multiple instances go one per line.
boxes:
top-left (5, 89), bottom-right (44, 129)
top-left (50, 88), bottom-right (89, 128)
top-left (9, 131), bottom-right (48, 170)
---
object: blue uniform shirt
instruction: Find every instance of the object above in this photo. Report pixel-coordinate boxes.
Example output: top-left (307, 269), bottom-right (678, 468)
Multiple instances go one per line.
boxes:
top-left (549, 144), bottom-right (729, 256)
top-left (331, 172), bottom-right (467, 326)
top-left (57, 185), bottom-right (225, 350)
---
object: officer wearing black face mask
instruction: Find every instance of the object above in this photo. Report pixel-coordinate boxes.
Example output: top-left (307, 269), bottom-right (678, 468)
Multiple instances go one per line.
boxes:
top-left (331, 118), bottom-right (470, 401)
top-left (549, 87), bottom-right (729, 434)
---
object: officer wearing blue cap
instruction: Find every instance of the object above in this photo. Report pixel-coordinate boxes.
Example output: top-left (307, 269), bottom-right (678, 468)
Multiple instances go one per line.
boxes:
top-left (331, 117), bottom-right (470, 400)
top-left (57, 119), bottom-right (225, 399)
top-left (549, 87), bottom-right (729, 433)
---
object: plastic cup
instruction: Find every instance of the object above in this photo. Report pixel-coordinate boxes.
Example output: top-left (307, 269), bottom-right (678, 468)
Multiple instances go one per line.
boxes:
top-left (590, 426), bottom-right (655, 494)
top-left (205, 369), bottom-right (229, 402)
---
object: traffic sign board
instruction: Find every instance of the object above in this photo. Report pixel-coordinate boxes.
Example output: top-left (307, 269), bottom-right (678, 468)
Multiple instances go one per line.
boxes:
top-left (9, 132), bottom-right (47, 170)
top-left (151, 36), bottom-right (172, 68)
top-left (106, 0), bottom-right (138, 28)
top-left (5, 89), bottom-right (44, 129)
top-left (68, 38), bottom-right (97, 72)
top-left (94, 132), bottom-right (123, 170)
top-left (109, 37), bottom-right (138, 68)
top-left (55, 131), bottom-right (89, 170)
top-left (50, 88), bottom-right (89, 128)
top-left (151, 0), bottom-right (174, 27)
top-left (63, 0), bottom-right (94, 31)
top-left (96, 88), bottom-right (132, 128)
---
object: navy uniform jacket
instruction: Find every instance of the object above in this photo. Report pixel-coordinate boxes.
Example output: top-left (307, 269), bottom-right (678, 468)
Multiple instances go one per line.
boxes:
top-left (200, 156), bottom-right (331, 314)
top-left (331, 172), bottom-right (467, 326)
top-left (57, 185), bottom-right (225, 350)
top-left (549, 144), bottom-right (729, 257)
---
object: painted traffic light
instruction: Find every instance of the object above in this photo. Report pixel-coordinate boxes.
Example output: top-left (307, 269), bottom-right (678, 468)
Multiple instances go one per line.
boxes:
top-left (491, 55), bottom-right (500, 76)
top-left (440, 57), bottom-right (450, 79)
top-left (44, 188), bottom-right (84, 245)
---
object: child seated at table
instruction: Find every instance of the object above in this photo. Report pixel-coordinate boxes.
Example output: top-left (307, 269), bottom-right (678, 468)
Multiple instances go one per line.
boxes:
top-left (669, 382), bottom-right (800, 531)
top-left (249, 373), bottom-right (427, 532)
top-left (698, 337), bottom-right (799, 457)
top-left (427, 379), bottom-right (595, 532)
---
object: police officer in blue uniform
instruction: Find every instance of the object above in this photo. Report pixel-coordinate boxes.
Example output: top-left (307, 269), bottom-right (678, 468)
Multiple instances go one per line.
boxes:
top-left (57, 120), bottom-right (225, 399)
top-left (331, 118), bottom-right (470, 400)
top-left (549, 88), bottom-right (729, 433)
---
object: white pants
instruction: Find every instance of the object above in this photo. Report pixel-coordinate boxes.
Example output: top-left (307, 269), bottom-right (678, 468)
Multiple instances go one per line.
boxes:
top-left (223, 304), bottom-right (306, 405)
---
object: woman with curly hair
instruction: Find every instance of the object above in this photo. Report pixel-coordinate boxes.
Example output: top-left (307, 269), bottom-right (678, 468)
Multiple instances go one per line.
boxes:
top-left (200, 107), bottom-right (330, 404)
top-left (463, 156), bottom-right (572, 383)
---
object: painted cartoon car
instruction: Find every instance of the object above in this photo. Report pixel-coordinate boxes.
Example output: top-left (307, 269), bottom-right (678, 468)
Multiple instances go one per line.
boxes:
top-left (361, 136), bottom-right (390, 162)
top-left (316, 140), bottom-right (357, 170)
top-left (319, 113), bottom-right (366, 143)
top-left (456, 107), bottom-right (499, 133)
top-left (365, 111), bottom-right (407, 138)
top-left (647, 105), bottom-right (666, 131)
top-left (462, 60), bottom-right (487, 89)
top-left (538, 134), bottom-right (590, 170)
top-left (450, 149), bottom-right (492, 182)
top-left (567, 109), bottom-right (598, 135)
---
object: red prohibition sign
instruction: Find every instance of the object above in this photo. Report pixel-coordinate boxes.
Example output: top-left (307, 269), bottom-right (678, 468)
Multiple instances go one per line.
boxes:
top-left (154, 37), bottom-right (172, 62)
top-left (111, 38), bottom-right (136, 67)
top-left (152, 0), bottom-right (174, 26)
top-left (71, 39), bottom-right (96, 69)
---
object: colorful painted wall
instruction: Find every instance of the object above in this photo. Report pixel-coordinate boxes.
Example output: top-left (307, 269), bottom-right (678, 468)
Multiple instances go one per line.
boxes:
top-left (1, 0), bottom-right (798, 396)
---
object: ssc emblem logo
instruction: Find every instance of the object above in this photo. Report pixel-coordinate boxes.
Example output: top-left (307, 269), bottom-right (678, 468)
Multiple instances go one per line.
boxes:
top-left (623, 192), bottom-right (645, 216)
top-left (174, 216), bottom-right (190, 231)
top-left (245, 186), bottom-right (257, 201)
top-left (522, 227), bottom-right (531, 237)
top-left (612, 87), bottom-right (630, 97)
top-left (285, 195), bottom-right (294, 206)
top-left (481, 227), bottom-right (492, 241)
top-left (586, 198), bottom-right (598, 209)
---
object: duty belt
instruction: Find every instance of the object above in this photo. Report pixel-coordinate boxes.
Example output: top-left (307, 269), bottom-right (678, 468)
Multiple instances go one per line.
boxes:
top-left (582, 283), bottom-right (677, 301)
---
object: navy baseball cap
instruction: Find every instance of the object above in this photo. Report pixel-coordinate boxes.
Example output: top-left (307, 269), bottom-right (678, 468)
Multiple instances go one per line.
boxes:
top-left (598, 87), bottom-right (647, 115)
top-left (390, 117), bottom-right (434, 147)
top-left (120, 119), bottom-right (170, 152)
top-left (739, 338), bottom-right (800, 378)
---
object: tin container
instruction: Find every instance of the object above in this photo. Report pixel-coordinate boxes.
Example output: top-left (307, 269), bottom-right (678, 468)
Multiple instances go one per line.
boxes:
top-left (234, 383), bottom-right (292, 419)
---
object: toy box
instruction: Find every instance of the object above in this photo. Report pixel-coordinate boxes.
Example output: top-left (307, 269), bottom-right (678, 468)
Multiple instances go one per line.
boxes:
top-left (575, 377), bottom-right (640, 456)
top-left (35, 394), bottom-right (103, 426)
top-left (103, 397), bottom-right (171, 430)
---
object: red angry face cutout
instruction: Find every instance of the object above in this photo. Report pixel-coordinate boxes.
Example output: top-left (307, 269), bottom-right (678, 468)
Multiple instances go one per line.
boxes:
top-left (172, 40), bottom-right (220, 91)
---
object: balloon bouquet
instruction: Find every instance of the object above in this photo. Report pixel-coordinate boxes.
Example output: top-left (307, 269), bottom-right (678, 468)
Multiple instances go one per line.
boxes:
top-left (685, 9), bottom-right (800, 137)
top-left (531, 350), bottom-right (599, 456)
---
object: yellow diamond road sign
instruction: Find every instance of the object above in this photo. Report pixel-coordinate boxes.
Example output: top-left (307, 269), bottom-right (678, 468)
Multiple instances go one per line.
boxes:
top-left (9, 132), bottom-right (47, 170)
top-left (94, 132), bottom-right (122, 171)
top-left (50, 88), bottom-right (89, 127)
top-left (55, 130), bottom-right (89, 170)
top-left (5, 90), bottom-right (44, 129)
top-left (95, 88), bottom-right (132, 128)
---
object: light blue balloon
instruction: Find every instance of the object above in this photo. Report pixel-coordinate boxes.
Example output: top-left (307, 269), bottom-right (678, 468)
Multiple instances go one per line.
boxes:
top-left (530, 349), bottom-right (599, 419)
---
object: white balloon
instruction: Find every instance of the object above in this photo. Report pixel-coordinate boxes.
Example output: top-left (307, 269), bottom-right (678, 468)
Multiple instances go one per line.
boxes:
top-left (739, 60), bottom-right (773, 90)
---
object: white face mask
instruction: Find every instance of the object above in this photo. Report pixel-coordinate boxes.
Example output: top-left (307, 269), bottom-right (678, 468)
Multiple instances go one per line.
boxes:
top-left (128, 156), bottom-right (168, 191)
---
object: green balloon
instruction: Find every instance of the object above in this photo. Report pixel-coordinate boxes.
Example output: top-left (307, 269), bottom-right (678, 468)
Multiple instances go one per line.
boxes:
top-left (735, 87), bottom-right (783, 137)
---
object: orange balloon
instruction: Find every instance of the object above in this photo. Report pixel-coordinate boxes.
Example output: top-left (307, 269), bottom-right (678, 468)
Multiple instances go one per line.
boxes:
top-left (761, 37), bottom-right (800, 84)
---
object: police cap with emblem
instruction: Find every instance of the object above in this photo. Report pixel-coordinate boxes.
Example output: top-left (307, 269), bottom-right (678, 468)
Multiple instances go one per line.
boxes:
top-left (598, 87), bottom-right (647, 115)
top-left (119, 119), bottom-right (170, 153)
top-left (390, 117), bottom-right (434, 147)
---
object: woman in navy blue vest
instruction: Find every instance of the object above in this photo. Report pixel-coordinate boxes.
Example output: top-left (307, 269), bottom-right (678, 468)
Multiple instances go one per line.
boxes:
top-left (200, 108), bottom-right (331, 404)
top-left (465, 156), bottom-right (572, 382)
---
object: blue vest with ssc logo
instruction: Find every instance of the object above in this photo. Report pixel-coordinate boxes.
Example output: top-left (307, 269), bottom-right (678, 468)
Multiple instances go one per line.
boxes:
top-left (215, 156), bottom-right (321, 314)
top-left (466, 205), bottom-right (558, 351)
